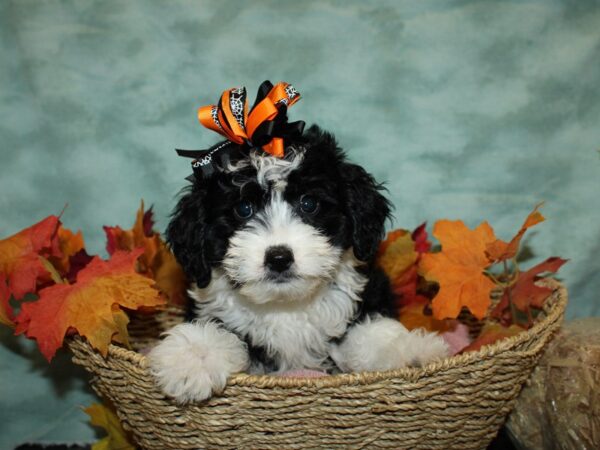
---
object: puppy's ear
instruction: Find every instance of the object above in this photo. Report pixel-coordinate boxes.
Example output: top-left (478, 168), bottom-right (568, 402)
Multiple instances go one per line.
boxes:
top-left (341, 163), bottom-right (391, 262)
top-left (166, 186), bottom-right (212, 288)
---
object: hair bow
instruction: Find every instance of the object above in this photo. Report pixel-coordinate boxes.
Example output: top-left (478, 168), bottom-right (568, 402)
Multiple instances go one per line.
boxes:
top-left (176, 80), bottom-right (305, 181)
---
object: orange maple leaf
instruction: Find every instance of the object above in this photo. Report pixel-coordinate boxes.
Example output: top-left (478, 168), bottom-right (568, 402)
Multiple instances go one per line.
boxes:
top-left (14, 249), bottom-right (165, 361)
top-left (419, 220), bottom-right (497, 320)
top-left (0, 215), bottom-right (61, 302)
top-left (49, 226), bottom-right (86, 276)
top-left (104, 201), bottom-right (187, 306)
top-left (486, 204), bottom-right (545, 263)
top-left (399, 299), bottom-right (453, 332)
top-left (104, 201), bottom-right (154, 258)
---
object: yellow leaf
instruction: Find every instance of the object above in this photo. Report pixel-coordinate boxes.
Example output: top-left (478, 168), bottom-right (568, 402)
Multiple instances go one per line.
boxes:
top-left (105, 201), bottom-right (187, 306)
top-left (39, 256), bottom-right (65, 285)
top-left (110, 308), bottom-right (131, 349)
top-left (85, 403), bottom-right (136, 450)
top-left (377, 229), bottom-right (417, 283)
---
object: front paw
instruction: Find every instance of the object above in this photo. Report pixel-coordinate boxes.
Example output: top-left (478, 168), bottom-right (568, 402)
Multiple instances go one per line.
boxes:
top-left (147, 321), bottom-right (249, 404)
top-left (330, 316), bottom-right (449, 372)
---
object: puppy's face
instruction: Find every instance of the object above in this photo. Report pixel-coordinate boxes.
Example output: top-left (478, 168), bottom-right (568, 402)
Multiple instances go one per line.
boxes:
top-left (167, 126), bottom-right (390, 305)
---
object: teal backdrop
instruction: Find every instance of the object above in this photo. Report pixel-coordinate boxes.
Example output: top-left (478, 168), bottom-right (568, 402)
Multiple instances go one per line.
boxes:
top-left (1, 0), bottom-right (599, 447)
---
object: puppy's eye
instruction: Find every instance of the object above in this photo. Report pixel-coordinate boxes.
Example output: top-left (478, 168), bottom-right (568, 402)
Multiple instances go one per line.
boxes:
top-left (234, 200), bottom-right (254, 219)
top-left (299, 195), bottom-right (319, 214)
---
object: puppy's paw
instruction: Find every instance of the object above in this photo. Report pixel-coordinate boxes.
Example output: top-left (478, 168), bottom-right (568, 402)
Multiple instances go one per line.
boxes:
top-left (147, 321), bottom-right (249, 404)
top-left (330, 316), bottom-right (449, 372)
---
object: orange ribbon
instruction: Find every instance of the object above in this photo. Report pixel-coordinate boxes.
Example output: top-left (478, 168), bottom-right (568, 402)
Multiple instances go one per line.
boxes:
top-left (197, 82), bottom-right (301, 157)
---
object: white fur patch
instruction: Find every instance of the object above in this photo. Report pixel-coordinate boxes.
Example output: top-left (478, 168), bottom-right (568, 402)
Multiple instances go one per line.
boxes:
top-left (229, 147), bottom-right (304, 190)
top-left (147, 321), bottom-right (249, 404)
top-left (191, 250), bottom-right (367, 371)
top-left (223, 191), bottom-right (341, 305)
top-left (330, 316), bottom-right (449, 372)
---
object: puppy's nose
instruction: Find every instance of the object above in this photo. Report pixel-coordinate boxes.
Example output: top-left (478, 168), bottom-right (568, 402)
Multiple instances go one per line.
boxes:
top-left (264, 245), bottom-right (294, 273)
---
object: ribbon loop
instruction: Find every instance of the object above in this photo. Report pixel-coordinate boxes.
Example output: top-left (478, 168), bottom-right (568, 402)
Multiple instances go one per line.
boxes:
top-left (178, 80), bottom-right (303, 181)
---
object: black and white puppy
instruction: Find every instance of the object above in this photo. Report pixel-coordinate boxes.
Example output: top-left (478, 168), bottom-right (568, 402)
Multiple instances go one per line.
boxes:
top-left (148, 126), bottom-right (448, 403)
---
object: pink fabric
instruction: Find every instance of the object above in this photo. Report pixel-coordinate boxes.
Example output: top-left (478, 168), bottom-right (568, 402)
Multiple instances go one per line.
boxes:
top-left (441, 321), bottom-right (471, 355)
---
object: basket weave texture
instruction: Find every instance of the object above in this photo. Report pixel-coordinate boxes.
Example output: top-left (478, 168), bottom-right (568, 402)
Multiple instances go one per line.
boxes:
top-left (69, 280), bottom-right (567, 450)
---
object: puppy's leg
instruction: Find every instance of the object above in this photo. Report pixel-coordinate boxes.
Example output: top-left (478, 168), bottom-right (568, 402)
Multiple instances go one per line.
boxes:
top-left (147, 320), bottom-right (249, 403)
top-left (330, 315), bottom-right (449, 372)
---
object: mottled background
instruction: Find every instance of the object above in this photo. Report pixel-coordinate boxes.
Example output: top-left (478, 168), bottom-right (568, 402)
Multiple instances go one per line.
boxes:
top-left (1, 0), bottom-right (599, 447)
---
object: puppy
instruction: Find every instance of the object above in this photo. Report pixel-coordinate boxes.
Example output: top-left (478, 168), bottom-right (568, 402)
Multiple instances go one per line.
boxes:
top-left (148, 126), bottom-right (448, 403)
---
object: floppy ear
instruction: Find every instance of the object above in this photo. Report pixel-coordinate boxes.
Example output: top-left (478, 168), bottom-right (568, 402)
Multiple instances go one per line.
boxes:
top-left (166, 186), bottom-right (212, 288)
top-left (341, 163), bottom-right (391, 263)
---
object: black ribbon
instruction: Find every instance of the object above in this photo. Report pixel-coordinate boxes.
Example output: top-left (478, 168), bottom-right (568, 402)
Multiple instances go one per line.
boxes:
top-left (176, 141), bottom-right (240, 182)
top-left (177, 80), bottom-right (305, 182)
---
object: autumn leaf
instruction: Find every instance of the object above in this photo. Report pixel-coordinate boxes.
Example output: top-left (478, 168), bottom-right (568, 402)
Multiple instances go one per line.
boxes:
top-left (0, 215), bottom-right (60, 301)
top-left (49, 226), bottom-right (86, 276)
top-left (391, 265), bottom-right (424, 306)
top-left (85, 403), bottom-right (135, 450)
top-left (39, 256), bottom-right (64, 284)
top-left (110, 308), bottom-right (131, 349)
top-left (0, 274), bottom-right (13, 327)
top-left (411, 222), bottom-right (431, 254)
top-left (491, 257), bottom-right (568, 325)
top-left (399, 298), bottom-right (452, 332)
top-left (150, 245), bottom-right (188, 306)
top-left (460, 323), bottom-right (522, 353)
top-left (419, 220), bottom-right (497, 320)
top-left (104, 202), bottom-right (154, 258)
top-left (377, 229), bottom-right (417, 283)
top-left (486, 204), bottom-right (545, 263)
top-left (14, 249), bottom-right (165, 361)
top-left (104, 201), bottom-right (187, 306)
top-left (378, 227), bottom-right (429, 312)
top-left (64, 249), bottom-right (95, 283)
top-left (513, 257), bottom-right (567, 309)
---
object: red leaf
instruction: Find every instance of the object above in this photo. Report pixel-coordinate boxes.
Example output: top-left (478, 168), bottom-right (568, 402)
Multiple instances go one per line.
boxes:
top-left (0, 216), bottom-right (61, 301)
top-left (491, 257), bottom-right (568, 326)
top-left (0, 273), bottom-right (13, 326)
top-left (15, 249), bottom-right (165, 361)
top-left (512, 257), bottom-right (567, 310)
top-left (411, 222), bottom-right (431, 254)
top-left (142, 206), bottom-right (155, 237)
top-left (65, 249), bottom-right (94, 283)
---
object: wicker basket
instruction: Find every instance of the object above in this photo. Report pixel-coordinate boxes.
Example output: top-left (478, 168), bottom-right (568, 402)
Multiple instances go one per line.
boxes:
top-left (68, 280), bottom-right (567, 450)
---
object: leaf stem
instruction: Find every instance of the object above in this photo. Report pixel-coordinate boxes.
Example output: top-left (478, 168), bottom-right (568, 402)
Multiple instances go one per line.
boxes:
top-left (504, 260), bottom-right (518, 325)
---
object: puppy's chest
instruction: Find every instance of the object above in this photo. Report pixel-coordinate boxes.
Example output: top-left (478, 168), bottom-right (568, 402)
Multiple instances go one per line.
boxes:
top-left (195, 282), bottom-right (359, 371)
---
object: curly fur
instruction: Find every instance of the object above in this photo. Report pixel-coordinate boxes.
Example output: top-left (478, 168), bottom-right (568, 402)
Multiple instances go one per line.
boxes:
top-left (148, 125), bottom-right (449, 403)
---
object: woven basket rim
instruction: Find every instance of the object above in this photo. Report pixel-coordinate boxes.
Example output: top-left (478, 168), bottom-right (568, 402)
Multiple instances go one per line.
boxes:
top-left (86, 279), bottom-right (566, 389)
